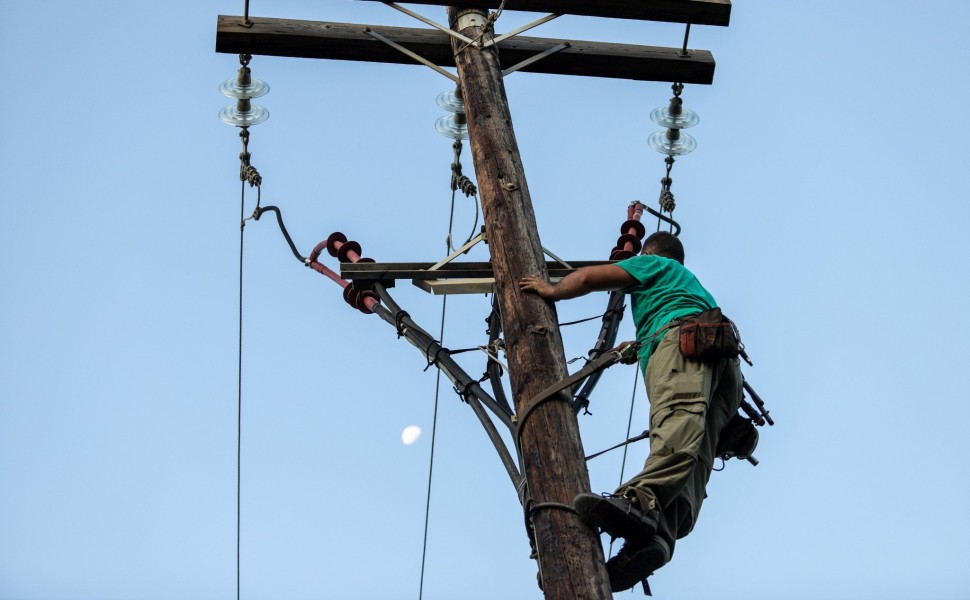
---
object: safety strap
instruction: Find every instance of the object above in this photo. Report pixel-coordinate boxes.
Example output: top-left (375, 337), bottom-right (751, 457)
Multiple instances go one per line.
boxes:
top-left (513, 343), bottom-right (640, 443)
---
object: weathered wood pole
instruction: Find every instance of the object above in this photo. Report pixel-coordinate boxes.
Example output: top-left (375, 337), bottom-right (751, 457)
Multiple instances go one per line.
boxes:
top-left (446, 7), bottom-right (611, 599)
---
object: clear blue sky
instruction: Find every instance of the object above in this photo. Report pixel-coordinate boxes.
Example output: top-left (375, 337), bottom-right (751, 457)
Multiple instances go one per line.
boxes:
top-left (2, 1), bottom-right (969, 599)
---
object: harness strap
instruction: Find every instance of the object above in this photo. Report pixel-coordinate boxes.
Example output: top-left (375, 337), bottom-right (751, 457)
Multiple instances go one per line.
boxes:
top-left (514, 343), bottom-right (640, 443)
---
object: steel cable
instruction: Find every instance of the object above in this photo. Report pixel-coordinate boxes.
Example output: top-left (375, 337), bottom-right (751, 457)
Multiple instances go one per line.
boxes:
top-left (418, 296), bottom-right (446, 600)
top-left (236, 180), bottom-right (246, 600)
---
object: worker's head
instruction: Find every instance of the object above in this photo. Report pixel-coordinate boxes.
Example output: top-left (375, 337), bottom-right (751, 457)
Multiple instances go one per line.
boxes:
top-left (641, 231), bottom-right (684, 264)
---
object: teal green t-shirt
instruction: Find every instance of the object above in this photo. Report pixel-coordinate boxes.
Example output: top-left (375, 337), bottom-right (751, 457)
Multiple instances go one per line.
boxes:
top-left (616, 254), bottom-right (717, 372)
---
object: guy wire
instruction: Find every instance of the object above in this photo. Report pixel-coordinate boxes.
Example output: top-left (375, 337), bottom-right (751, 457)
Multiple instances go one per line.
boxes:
top-left (420, 142), bottom-right (469, 598)
top-left (618, 368), bottom-right (640, 488)
top-left (418, 296), bottom-right (446, 600)
top-left (609, 367), bottom-right (641, 557)
top-left (236, 178), bottom-right (246, 600)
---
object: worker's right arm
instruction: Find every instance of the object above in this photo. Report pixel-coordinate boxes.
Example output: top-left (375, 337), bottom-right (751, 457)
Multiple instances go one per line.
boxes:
top-left (519, 264), bottom-right (636, 301)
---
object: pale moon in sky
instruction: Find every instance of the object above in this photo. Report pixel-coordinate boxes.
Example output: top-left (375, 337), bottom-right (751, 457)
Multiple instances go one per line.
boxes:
top-left (401, 425), bottom-right (422, 445)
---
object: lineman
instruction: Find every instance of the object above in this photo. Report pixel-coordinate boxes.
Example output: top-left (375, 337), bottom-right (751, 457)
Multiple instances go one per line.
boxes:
top-left (519, 231), bottom-right (743, 591)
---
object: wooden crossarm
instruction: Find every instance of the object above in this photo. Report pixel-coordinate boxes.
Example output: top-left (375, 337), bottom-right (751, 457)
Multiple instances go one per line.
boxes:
top-left (216, 16), bottom-right (716, 83)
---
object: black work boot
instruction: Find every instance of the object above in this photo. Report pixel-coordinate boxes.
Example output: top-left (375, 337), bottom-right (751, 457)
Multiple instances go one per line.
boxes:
top-left (606, 536), bottom-right (671, 592)
top-left (573, 492), bottom-right (658, 545)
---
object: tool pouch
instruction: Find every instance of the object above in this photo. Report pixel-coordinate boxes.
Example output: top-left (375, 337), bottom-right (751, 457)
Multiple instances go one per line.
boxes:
top-left (716, 413), bottom-right (759, 461)
top-left (678, 307), bottom-right (741, 361)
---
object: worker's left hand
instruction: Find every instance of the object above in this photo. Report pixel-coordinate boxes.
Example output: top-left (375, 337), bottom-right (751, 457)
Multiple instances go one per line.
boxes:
top-left (519, 276), bottom-right (556, 299)
top-left (611, 341), bottom-right (640, 364)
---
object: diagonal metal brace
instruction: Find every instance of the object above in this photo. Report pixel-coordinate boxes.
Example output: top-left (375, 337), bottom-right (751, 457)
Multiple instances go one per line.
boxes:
top-left (363, 27), bottom-right (459, 82)
top-left (484, 13), bottom-right (561, 47)
top-left (502, 42), bottom-right (570, 77)
top-left (381, 1), bottom-right (476, 45)
top-left (541, 244), bottom-right (573, 270)
top-left (427, 231), bottom-right (486, 272)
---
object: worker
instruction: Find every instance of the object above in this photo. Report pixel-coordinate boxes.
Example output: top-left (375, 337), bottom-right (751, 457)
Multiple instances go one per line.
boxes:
top-left (519, 231), bottom-right (743, 591)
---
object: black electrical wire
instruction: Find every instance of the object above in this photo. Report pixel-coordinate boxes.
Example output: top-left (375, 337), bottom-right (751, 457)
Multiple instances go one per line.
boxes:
top-left (618, 368), bottom-right (641, 488)
top-left (571, 291), bottom-right (626, 412)
top-left (253, 205), bottom-right (307, 263)
top-left (418, 296), bottom-right (446, 600)
top-left (644, 205), bottom-right (681, 237)
top-left (236, 180), bottom-right (245, 600)
top-left (607, 367), bottom-right (641, 558)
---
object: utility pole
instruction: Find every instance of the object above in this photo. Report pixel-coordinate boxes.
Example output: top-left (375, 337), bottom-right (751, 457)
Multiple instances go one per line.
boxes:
top-left (445, 7), bottom-right (609, 598)
top-left (216, 2), bottom-right (730, 596)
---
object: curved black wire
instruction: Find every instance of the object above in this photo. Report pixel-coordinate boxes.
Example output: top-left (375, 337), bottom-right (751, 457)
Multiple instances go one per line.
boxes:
top-left (373, 285), bottom-right (515, 426)
top-left (371, 284), bottom-right (520, 492)
top-left (253, 206), bottom-right (307, 263)
top-left (644, 205), bottom-right (682, 237)
top-left (486, 295), bottom-right (513, 415)
top-left (571, 291), bottom-right (626, 412)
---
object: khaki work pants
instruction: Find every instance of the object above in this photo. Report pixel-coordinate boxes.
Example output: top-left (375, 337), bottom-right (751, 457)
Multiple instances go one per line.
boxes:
top-left (617, 326), bottom-right (743, 552)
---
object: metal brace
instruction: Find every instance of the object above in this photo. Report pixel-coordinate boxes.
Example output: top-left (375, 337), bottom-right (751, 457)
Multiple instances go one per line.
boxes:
top-left (381, 2), bottom-right (475, 45)
top-left (427, 231), bottom-right (486, 272)
top-left (542, 245), bottom-right (573, 270)
top-left (485, 13), bottom-right (561, 47)
top-left (363, 28), bottom-right (459, 83)
top-left (377, 3), bottom-right (565, 80)
top-left (502, 43), bottom-right (570, 77)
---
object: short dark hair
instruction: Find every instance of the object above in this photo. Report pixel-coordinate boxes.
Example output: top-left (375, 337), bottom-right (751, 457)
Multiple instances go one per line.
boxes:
top-left (642, 231), bottom-right (685, 264)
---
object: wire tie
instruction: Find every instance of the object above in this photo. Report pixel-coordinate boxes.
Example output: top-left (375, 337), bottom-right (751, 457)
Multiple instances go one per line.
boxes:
top-left (394, 310), bottom-right (411, 338)
top-left (423, 343), bottom-right (449, 372)
top-left (452, 382), bottom-right (472, 403)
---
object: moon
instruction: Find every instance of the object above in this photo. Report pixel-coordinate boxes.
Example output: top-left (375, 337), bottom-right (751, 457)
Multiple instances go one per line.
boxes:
top-left (401, 425), bottom-right (422, 445)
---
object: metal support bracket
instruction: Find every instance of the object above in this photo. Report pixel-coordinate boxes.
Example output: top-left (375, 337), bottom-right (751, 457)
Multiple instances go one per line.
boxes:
top-left (484, 13), bottom-right (561, 47)
top-left (428, 231), bottom-right (486, 272)
top-left (371, 5), bottom-right (563, 82)
top-left (541, 245), bottom-right (573, 270)
top-left (363, 28), bottom-right (459, 83)
top-left (381, 1), bottom-right (476, 45)
top-left (502, 43), bottom-right (570, 77)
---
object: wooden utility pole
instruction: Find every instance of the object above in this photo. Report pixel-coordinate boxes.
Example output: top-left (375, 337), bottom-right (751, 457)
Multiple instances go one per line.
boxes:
top-left (445, 7), bottom-right (609, 599)
top-left (216, 3), bottom-right (729, 596)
